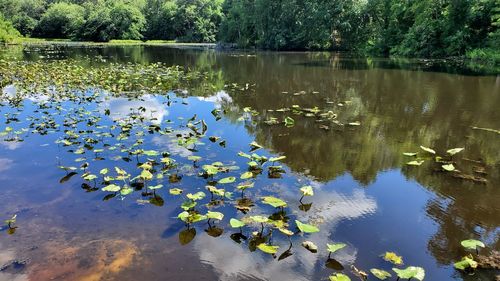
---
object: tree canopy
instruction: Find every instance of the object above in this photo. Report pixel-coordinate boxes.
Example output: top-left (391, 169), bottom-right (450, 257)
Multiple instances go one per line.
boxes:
top-left (0, 0), bottom-right (498, 59)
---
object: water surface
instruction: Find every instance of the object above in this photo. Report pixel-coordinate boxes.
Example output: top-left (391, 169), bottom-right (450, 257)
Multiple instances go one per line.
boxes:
top-left (0, 45), bottom-right (499, 281)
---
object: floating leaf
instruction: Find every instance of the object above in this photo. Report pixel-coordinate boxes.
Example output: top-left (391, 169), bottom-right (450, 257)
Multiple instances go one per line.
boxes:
top-left (302, 241), bottom-right (318, 253)
top-left (169, 188), bottom-right (183, 195)
top-left (460, 239), bottom-right (485, 251)
top-left (257, 243), bottom-right (279, 254)
top-left (454, 256), bottom-right (478, 270)
top-left (140, 169), bottom-right (153, 180)
top-left (329, 273), bottom-right (351, 281)
top-left (83, 174), bottom-right (97, 181)
top-left (442, 164), bottom-right (456, 171)
top-left (327, 243), bottom-right (347, 253)
top-left (406, 160), bottom-right (424, 166)
top-left (269, 156), bottom-right (286, 162)
top-left (284, 117), bottom-right (295, 127)
top-left (120, 186), bottom-right (134, 196)
top-left (370, 269), bottom-right (392, 280)
top-left (187, 192), bottom-right (206, 201)
top-left (295, 220), bottom-right (319, 233)
top-left (249, 216), bottom-right (269, 223)
top-left (249, 141), bottom-right (262, 150)
top-left (300, 185), bottom-right (314, 196)
top-left (102, 184), bottom-right (120, 192)
top-left (181, 200), bottom-right (197, 210)
top-left (230, 218), bottom-right (246, 228)
top-left (261, 196), bottom-right (287, 208)
top-left (206, 211), bottom-right (224, 221)
top-left (237, 182), bottom-right (254, 191)
top-left (218, 176), bottom-right (236, 184)
top-left (383, 252), bottom-right (403, 265)
top-left (240, 171), bottom-right (253, 179)
top-left (188, 155), bottom-right (202, 162)
top-left (148, 184), bottom-right (163, 190)
top-left (392, 266), bottom-right (425, 281)
top-left (447, 148), bottom-right (464, 156)
top-left (206, 185), bottom-right (225, 196)
top-left (420, 146), bottom-right (436, 154)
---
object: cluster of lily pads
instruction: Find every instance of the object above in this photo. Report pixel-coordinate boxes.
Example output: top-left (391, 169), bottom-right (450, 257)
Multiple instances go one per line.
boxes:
top-left (262, 101), bottom-right (362, 131)
top-left (404, 146), bottom-right (488, 184)
top-left (0, 57), bottom-right (492, 281)
top-left (453, 239), bottom-right (487, 273)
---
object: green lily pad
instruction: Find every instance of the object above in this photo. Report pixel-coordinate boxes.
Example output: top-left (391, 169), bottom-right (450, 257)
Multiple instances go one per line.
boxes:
top-left (392, 266), bottom-right (425, 280)
top-left (261, 196), bottom-right (287, 208)
top-left (218, 176), bottom-right (236, 184)
top-left (329, 273), bottom-right (351, 281)
top-left (295, 220), bottom-right (319, 233)
top-left (300, 185), bottom-right (314, 196)
top-left (257, 243), bottom-right (279, 254)
top-left (327, 243), bottom-right (347, 253)
top-left (206, 211), bottom-right (224, 221)
top-left (420, 146), bottom-right (436, 154)
top-left (383, 251), bottom-right (403, 265)
top-left (169, 188), bottom-right (183, 195)
top-left (454, 256), bottom-right (478, 270)
top-left (240, 171), bottom-right (253, 179)
top-left (447, 148), bottom-right (464, 155)
top-left (442, 164), bottom-right (456, 171)
top-left (460, 239), bottom-right (485, 250)
top-left (230, 218), bottom-right (246, 228)
top-left (102, 184), bottom-right (120, 192)
top-left (370, 268), bottom-right (392, 280)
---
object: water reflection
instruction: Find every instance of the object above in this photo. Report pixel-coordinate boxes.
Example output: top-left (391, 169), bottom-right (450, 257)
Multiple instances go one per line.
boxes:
top-left (0, 45), bottom-right (498, 280)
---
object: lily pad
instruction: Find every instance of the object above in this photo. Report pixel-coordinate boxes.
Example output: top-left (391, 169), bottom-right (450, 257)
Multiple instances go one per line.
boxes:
top-left (327, 243), bottom-right (346, 253)
top-left (300, 185), bottom-right (314, 196)
top-left (329, 273), bottom-right (351, 281)
top-left (460, 239), bottom-right (485, 251)
top-left (261, 196), bottom-right (287, 208)
top-left (383, 251), bottom-right (403, 265)
top-left (218, 176), bottom-right (236, 184)
top-left (301, 241), bottom-right (318, 253)
top-left (230, 218), bottom-right (246, 228)
top-left (392, 266), bottom-right (425, 280)
top-left (420, 146), bottom-right (436, 154)
top-left (295, 220), bottom-right (319, 233)
top-left (447, 148), bottom-right (464, 155)
top-left (257, 243), bottom-right (279, 254)
top-left (442, 164), bottom-right (456, 171)
top-left (454, 256), bottom-right (478, 270)
top-left (370, 268), bottom-right (392, 280)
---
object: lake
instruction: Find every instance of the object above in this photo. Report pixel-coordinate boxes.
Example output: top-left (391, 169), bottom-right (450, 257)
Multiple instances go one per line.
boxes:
top-left (0, 44), bottom-right (499, 281)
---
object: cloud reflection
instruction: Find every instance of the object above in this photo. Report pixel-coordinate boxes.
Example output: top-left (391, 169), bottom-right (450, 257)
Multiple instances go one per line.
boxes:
top-left (193, 181), bottom-right (376, 281)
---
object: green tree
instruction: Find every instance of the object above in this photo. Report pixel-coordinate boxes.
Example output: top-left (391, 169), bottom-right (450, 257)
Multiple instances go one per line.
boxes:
top-left (0, 13), bottom-right (21, 43)
top-left (142, 0), bottom-right (177, 40)
top-left (106, 1), bottom-right (146, 40)
top-left (34, 2), bottom-right (85, 39)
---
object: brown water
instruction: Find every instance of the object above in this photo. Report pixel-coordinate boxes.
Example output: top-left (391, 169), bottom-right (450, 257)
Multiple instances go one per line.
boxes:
top-left (0, 44), bottom-right (499, 281)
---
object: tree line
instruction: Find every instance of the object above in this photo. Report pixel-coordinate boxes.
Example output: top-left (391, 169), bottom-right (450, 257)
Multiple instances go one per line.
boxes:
top-left (0, 0), bottom-right (224, 42)
top-left (1, 0), bottom-right (499, 59)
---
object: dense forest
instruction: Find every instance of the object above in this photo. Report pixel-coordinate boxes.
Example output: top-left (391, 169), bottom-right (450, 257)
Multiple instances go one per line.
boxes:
top-left (0, 0), bottom-right (499, 59)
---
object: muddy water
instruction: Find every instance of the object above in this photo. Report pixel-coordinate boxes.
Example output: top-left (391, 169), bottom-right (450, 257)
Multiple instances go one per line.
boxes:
top-left (0, 45), bottom-right (499, 281)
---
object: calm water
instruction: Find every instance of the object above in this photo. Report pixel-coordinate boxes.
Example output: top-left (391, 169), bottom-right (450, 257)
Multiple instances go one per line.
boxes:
top-left (0, 44), bottom-right (499, 281)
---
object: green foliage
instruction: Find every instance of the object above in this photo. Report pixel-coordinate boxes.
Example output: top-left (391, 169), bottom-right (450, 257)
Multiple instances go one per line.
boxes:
top-left (1, 0), bottom-right (498, 57)
top-left (0, 13), bottom-right (21, 43)
top-left (219, 0), bottom-right (499, 57)
top-left (34, 2), bottom-right (85, 39)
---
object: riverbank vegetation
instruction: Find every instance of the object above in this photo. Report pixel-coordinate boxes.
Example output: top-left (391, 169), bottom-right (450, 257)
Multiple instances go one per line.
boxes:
top-left (0, 0), bottom-right (499, 60)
